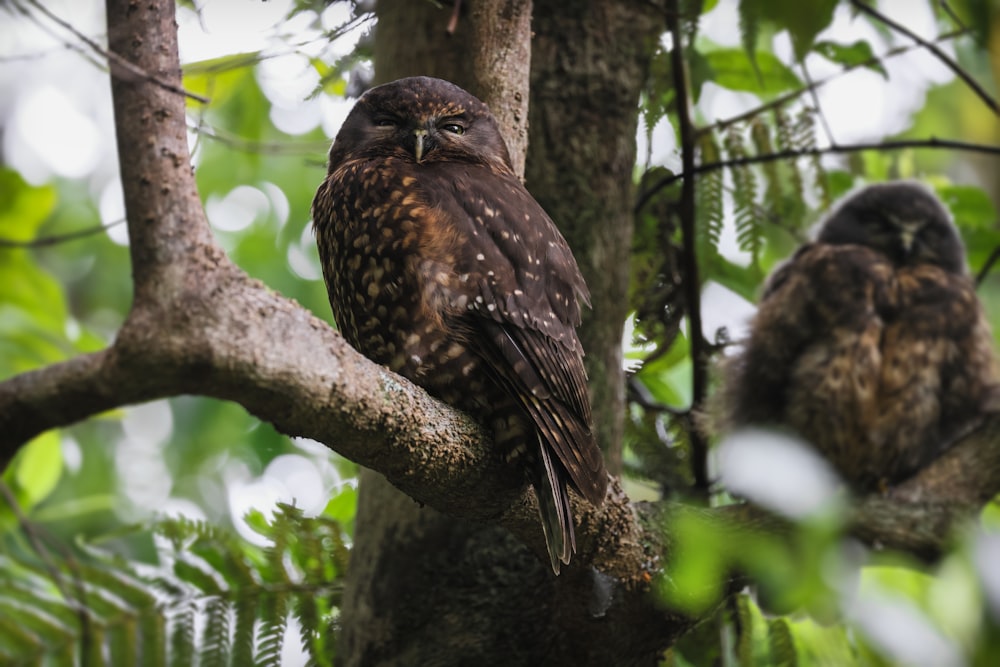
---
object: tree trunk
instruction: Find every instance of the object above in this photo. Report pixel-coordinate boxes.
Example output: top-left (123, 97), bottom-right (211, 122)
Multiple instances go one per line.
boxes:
top-left (337, 1), bottom-right (665, 665)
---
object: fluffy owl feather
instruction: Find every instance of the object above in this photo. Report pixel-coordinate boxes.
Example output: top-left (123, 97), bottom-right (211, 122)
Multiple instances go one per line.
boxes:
top-left (312, 76), bottom-right (607, 572)
top-left (722, 181), bottom-right (999, 491)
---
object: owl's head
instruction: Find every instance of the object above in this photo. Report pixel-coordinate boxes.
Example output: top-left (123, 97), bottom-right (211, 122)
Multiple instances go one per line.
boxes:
top-left (816, 181), bottom-right (966, 273)
top-left (327, 76), bottom-right (514, 174)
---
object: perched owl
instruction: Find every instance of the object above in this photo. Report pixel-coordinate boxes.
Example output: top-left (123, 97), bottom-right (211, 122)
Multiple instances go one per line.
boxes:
top-left (312, 76), bottom-right (607, 572)
top-left (722, 181), bottom-right (999, 491)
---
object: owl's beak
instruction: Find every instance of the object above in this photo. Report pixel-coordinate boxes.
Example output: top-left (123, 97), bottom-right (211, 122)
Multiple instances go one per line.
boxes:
top-left (898, 221), bottom-right (922, 254)
top-left (413, 128), bottom-right (428, 162)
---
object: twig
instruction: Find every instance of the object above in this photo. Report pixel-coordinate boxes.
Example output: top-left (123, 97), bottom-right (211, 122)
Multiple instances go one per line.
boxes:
top-left (851, 0), bottom-right (997, 114)
top-left (637, 138), bottom-right (1000, 212)
top-left (666, 0), bottom-right (710, 500)
top-left (21, 0), bottom-right (209, 104)
top-left (0, 219), bottom-right (126, 249)
top-left (976, 245), bottom-right (1000, 287)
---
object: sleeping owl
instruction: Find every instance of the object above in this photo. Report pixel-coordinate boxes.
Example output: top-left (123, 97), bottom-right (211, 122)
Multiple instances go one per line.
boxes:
top-left (721, 181), bottom-right (999, 491)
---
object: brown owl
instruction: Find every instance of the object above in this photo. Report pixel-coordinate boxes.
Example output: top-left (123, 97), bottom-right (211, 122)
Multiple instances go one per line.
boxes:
top-left (721, 181), bottom-right (999, 491)
top-left (312, 76), bottom-right (607, 572)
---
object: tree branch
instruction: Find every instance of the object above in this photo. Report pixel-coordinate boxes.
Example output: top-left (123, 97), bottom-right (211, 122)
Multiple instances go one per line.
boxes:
top-left (636, 137), bottom-right (1000, 213)
top-left (667, 0), bottom-right (711, 499)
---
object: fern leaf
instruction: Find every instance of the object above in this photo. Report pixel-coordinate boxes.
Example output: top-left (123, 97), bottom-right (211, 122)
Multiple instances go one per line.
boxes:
top-left (735, 594), bottom-right (754, 667)
top-left (696, 132), bottom-right (724, 258)
top-left (724, 126), bottom-right (761, 264)
top-left (255, 591), bottom-right (288, 667)
top-left (793, 108), bottom-right (830, 210)
top-left (198, 597), bottom-right (232, 667)
top-left (139, 608), bottom-right (167, 667)
top-left (231, 594), bottom-right (257, 667)
top-left (773, 108), bottom-right (804, 199)
top-left (768, 617), bottom-right (798, 667)
top-left (168, 603), bottom-right (196, 667)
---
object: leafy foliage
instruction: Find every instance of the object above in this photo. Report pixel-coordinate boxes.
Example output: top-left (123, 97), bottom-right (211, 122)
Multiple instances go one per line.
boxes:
top-left (0, 501), bottom-right (347, 665)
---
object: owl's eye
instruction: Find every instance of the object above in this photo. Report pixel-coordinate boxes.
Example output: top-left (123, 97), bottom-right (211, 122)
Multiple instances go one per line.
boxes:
top-left (374, 117), bottom-right (398, 128)
top-left (440, 123), bottom-right (465, 135)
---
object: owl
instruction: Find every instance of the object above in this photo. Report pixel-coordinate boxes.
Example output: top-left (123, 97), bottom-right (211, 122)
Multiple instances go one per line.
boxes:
top-left (311, 76), bottom-right (608, 573)
top-left (721, 181), bottom-right (999, 491)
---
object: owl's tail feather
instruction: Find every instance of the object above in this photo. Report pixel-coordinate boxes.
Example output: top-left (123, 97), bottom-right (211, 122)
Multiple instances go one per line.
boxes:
top-left (534, 442), bottom-right (575, 575)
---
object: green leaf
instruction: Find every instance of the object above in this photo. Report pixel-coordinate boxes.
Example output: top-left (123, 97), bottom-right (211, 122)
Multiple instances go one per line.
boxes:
top-left (3, 431), bottom-right (64, 510)
top-left (0, 168), bottom-right (57, 243)
top-left (813, 39), bottom-right (887, 78)
top-left (704, 49), bottom-right (802, 95)
top-left (740, 0), bottom-right (838, 62)
top-left (935, 184), bottom-right (998, 230)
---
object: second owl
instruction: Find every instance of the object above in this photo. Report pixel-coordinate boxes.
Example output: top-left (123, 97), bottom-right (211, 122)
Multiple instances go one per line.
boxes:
top-left (721, 181), bottom-right (999, 492)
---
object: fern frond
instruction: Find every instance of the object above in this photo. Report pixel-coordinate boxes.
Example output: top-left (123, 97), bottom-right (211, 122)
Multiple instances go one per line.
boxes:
top-left (168, 603), bottom-right (197, 667)
top-left (794, 108), bottom-right (831, 210)
top-left (696, 132), bottom-right (724, 258)
top-left (198, 597), bottom-right (232, 667)
top-left (734, 594), bottom-right (754, 667)
top-left (773, 108), bottom-right (804, 198)
top-left (255, 591), bottom-right (289, 667)
top-left (768, 617), bottom-right (798, 667)
top-left (724, 126), bottom-right (762, 264)
top-left (230, 594), bottom-right (257, 667)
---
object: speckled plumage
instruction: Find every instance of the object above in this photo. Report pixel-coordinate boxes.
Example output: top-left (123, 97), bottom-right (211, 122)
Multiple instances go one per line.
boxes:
top-left (722, 181), bottom-right (999, 491)
top-left (312, 76), bottom-right (607, 572)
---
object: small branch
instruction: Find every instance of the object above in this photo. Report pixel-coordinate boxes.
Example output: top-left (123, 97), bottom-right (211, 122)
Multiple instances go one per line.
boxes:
top-left (666, 0), bottom-right (710, 499)
top-left (851, 0), bottom-right (997, 114)
top-left (20, 0), bottom-right (209, 104)
top-left (638, 138), bottom-right (1000, 210)
top-left (976, 245), bottom-right (1000, 287)
top-left (0, 220), bottom-right (125, 249)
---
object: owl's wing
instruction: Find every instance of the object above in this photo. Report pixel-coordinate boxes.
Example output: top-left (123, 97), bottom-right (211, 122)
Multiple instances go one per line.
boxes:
top-left (420, 164), bottom-right (607, 505)
top-left (725, 243), bottom-right (894, 427)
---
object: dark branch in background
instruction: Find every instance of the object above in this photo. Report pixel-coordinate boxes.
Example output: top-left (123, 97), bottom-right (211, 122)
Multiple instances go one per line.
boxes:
top-left (0, 220), bottom-right (125, 249)
top-left (698, 28), bottom-right (967, 138)
top-left (638, 138), bottom-right (1000, 212)
top-left (666, 0), bottom-right (710, 500)
top-left (16, 0), bottom-right (209, 104)
top-left (850, 0), bottom-right (998, 114)
top-left (977, 245), bottom-right (1000, 287)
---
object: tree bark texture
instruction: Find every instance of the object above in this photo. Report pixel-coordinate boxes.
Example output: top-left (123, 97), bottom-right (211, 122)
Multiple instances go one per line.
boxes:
top-left (526, 0), bottom-right (665, 474)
